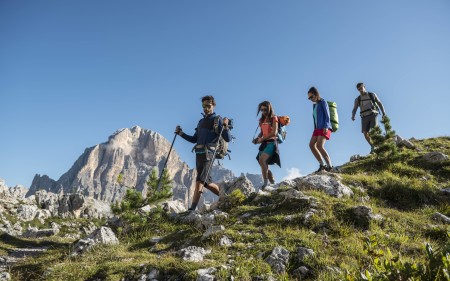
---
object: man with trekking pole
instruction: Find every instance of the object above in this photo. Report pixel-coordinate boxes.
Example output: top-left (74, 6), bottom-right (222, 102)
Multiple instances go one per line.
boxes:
top-left (175, 95), bottom-right (231, 211)
top-left (352, 82), bottom-right (387, 153)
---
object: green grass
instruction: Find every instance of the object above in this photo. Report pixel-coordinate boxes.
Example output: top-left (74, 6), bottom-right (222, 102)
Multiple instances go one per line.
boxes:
top-left (3, 137), bottom-right (450, 280)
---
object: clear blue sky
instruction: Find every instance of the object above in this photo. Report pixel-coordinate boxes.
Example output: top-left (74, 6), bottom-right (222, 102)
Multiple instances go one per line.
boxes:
top-left (1, 0), bottom-right (449, 187)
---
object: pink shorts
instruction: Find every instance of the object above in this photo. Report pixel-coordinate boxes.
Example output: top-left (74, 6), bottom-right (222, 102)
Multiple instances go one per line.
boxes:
top-left (312, 128), bottom-right (331, 140)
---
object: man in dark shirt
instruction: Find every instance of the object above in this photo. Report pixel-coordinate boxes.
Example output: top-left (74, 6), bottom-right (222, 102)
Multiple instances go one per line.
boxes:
top-left (175, 95), bottom-right (231, 211)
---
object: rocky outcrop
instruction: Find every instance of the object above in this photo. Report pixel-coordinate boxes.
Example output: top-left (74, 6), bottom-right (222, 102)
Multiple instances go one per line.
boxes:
top-left (33, 190), bottom-right (112, 219)
top-left (432, 212), bottom-right (450, 224)
top-left (178, 246), bottom-right (211, 262)
top-left (27, 126), bottom-right (196, 204)
top-left (219, 175), bottom-right (255, 197)
top-left (423, 152), bottom-right (449, 163)
top-left (265, 247), bottom-right (290, 274)
top-left (0, 179), bottom-right (113, 238)
top-left (72, 226), bottom-right (119, 256)
top-left (279, 174), bottom-right (353, 198)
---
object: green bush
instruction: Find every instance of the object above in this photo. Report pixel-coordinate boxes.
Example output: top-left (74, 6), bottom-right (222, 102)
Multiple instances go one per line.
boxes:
top-left (349, 234), bottom-right (450, 281)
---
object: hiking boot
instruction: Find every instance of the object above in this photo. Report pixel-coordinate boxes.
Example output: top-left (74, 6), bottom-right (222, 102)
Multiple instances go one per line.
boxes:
top-left (316, 164), bottom-right (326, 173)
top-left (268, 170), bottom-right (275, 184)
top-left (325, 165), bottom-right (334, 172)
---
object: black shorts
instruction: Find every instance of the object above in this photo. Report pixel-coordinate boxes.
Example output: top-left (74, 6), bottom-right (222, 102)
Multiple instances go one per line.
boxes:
top-left (196, 152), bottom-right (213, 184)
top-left (361, 113), bottom-right (378, 133)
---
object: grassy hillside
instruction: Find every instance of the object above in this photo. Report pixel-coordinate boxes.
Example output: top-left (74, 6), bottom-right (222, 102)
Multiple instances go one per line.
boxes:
top-left (2, 137), bottom-right (450, 281)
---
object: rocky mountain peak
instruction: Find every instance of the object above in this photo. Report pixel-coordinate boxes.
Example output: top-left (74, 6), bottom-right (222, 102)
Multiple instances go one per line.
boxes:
top-left (27, 127), bottom-right (195, 204)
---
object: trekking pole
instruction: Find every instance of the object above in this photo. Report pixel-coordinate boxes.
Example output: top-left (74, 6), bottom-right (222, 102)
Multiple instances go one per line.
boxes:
top-left (252, 124), bottom-right (259, 143)
top-left (201, 123), bottom-right (226, 190)
top-left (156, 132), bottom-right (177, 192)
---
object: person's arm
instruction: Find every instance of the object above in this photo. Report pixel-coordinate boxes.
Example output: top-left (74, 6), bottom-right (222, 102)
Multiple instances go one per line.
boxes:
top-left (322, 100), bottom-right (332, 132)
top-left (219, 117), bottom-right (232, 142)
top-left (351, 97), bottom-right (359, 120)
top-left (373, 93), bottom-right (386, 116)
top-left (178, 127), bottom-right (198, 143)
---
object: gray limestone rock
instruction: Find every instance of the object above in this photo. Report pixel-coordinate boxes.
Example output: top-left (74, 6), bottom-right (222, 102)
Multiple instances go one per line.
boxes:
top-left (72, 226), bottom-right (119, 256)
top-left (200, 210), bottom-right (229, 229)
top-left (350, 206), bottom-right (384, 229)
top-left (401, 139), bottom-right (415, 149)
top-left (202, 225), bottom-right (225, 240)
top-left (178, 246), bottom-right (211, 262)
top-left (33, 190), bottom-right (112, 219)
top-left (0, 272), bottom-right (11, 281)
top-left (162, 200), bottom-right (187, 214)
top-left (293, 266), bottom-right (310, 279)
top-left (350, 154), bottom-right (362, 162)
top-left (35, 209), bottom-right (51, 224)
top-left (16, 205), bottom-right (38, 221)
top-left (219, 236), bottom-right (233, 247)
top-left (296, 174), bottom-right (353, 198)
top-left (432, 212), bottom-right (450, 224)
top-left (441, 188), bottom-right (450, 196)
top-left (22, 226), bottom-right (59, 238)
top-left (297, 247), bottom-right (315, 262)
top-left (423, 152), bottom-right (449, 163)
top-left (219, 175), bottom-right (255, 197)
top-left (9, 185), bottom-right (27, 200)
top-left (0, 221), bottom-right (22, 236)
top-left (197, 268), bottom-right (216, 281)
top-left (265, 246), bottom-right (290, 274)
top-left (393, 135), bottom-right (404, 145)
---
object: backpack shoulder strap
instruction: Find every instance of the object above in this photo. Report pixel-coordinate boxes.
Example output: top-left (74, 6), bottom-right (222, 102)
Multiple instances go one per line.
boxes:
top-left (213, 115), bottom-right (221, 135)
top-left (368, 92), bottom-right (376, 104)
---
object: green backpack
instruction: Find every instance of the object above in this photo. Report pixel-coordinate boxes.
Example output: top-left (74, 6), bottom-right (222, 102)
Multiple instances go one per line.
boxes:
top-left (327, 101), bottom-right (339, 132)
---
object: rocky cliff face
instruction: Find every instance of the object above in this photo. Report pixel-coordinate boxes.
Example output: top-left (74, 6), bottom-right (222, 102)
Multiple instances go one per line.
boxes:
top-left (27, 126), bottom-right (195, 203)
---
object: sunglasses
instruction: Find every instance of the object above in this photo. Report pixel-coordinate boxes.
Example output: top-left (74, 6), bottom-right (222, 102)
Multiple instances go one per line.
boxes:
top-left (308, 96), bottom-right (314, 100)
top-left (357, 87), bottom-right (363, 91)
top-left (202, 104), bottom-right (213, 109)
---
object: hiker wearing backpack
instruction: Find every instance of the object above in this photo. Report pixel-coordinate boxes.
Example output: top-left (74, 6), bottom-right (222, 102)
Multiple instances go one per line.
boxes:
top-left (175, 95), bottom-right (231, 211)
top-left (351, 82), bottom-right (387, 153)
top-left (252, 101), bottom-right (281, 189)
top-left (308, 87), bottom-right (334, 172)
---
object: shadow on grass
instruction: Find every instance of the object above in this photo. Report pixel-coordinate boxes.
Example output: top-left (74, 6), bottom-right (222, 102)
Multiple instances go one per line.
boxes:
top-left (367, 183), bottom-right (444, 210)
top-left (0, 233), bottom-right (71, 281)
top-left (129, 227), bottom-right (199, 252)
top-left (0, 233), bottom-right (69, 249)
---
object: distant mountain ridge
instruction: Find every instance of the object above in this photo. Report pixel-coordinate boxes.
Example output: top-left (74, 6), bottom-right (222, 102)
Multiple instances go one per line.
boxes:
top-left (27, 126), bottom-right (262, 205)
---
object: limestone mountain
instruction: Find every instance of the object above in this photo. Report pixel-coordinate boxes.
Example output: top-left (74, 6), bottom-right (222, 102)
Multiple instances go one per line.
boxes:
top-left (27, 126), bottom-right (196, 203)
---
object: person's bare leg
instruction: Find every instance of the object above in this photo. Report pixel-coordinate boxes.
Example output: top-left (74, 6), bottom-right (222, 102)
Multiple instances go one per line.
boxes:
top-left (259, 153), bottom-right (270, 180)
top-left (309, 136), bottom-right (323, 164)
top-left (316, 136), bottom-right (332, 167)
top-left (205, 182), bottom-right (220, 196)
top-left (189, 181), bottom-right (203, 210)
top-left (364, 132), bottom-right (372, 146)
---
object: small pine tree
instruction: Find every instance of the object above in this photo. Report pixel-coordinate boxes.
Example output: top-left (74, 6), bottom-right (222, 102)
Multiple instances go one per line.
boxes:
top-left (146, 168), bottom-right (173, 204)
top-left (111, 188), bottom-right (147, 226)
top-left (369, 115), bottom-right (398, 160)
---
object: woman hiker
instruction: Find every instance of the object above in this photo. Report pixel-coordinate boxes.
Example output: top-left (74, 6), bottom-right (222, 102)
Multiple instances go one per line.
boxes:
top-left (252, 101), bottom-right (280, 190)
top-left (307, 87), bottom-right (334, 172)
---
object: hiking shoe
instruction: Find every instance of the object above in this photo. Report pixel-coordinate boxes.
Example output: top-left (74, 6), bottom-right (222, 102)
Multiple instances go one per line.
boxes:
top-left (316, 165), bottom-right (327, 173)
top-left (268, 170), bottom-right (275, 184)
top-left (325, 165), bottom-right (334, 172)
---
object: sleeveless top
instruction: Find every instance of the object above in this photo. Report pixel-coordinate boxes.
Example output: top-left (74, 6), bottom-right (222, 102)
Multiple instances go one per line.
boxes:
top-left (260, 116), bottom-right (278, 140)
